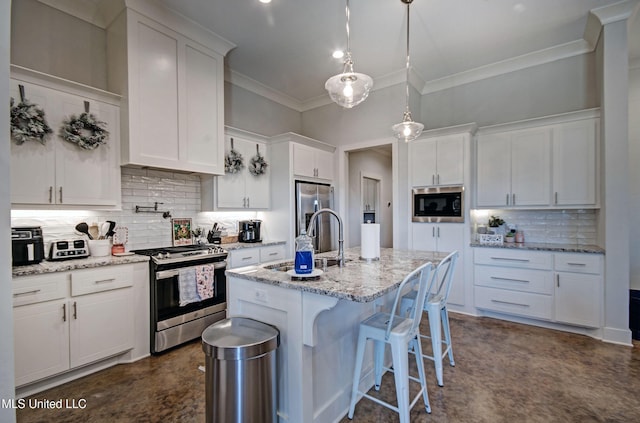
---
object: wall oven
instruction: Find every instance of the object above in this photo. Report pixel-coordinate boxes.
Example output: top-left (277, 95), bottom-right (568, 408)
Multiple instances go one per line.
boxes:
top-left (132, 245), bottom-right (228, 354)
top-left (412, 185), bottom-right (465, 223)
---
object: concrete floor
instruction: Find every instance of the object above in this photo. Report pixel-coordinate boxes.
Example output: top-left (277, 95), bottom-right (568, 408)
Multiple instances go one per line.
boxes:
top-left (16, 313), bottom-right (640, 422)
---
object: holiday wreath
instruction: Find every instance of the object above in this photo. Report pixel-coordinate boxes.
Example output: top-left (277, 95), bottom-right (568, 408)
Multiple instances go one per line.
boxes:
top-left (59, 112), bottom-right (109, 150)
top-left (10, 96), bottom-right (52, 145)
top-left (225, 138), bottom-right (245, 174)
top-left (248, 144), bottom-right (268, 176)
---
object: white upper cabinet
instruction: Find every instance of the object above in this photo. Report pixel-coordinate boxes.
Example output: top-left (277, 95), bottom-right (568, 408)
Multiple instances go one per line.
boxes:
top-left (202, 129), bottom-right (270, 210)
top-left (410, 133), bottom-right (464, 187)
top-left (106, 5), bottom-right (234, 175)
top-left (10, 69), bottom-right (121, 209)
top-left (476, 110), bottom-right (599, 209)
top-left (552, 119), bottom-right (598, 207)
top-left (293, 143), bottom-right (334, 180)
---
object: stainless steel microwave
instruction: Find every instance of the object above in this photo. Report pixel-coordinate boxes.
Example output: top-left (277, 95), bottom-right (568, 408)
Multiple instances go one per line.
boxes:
top-left (412, 186), bottom-right (464, 223)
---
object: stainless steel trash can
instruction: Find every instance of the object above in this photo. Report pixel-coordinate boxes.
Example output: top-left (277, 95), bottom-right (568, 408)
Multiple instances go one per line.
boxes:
top-left (202, 317), bottom-right (280, 423)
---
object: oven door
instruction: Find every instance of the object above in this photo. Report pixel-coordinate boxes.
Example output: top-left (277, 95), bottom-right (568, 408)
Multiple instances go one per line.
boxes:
top-left (153, 260), bottom-right (227, 330)
top-left (412, 186), bottom-right (464, 222)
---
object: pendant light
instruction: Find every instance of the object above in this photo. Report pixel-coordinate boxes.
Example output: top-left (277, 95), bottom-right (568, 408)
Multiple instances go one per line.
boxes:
top-left (325, 0), bottom-right (373, 108)
top-left (392, 0), bottom-right (424, 142)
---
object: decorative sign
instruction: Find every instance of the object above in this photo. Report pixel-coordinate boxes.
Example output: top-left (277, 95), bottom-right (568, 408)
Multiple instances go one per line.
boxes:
top-left (171, 218), bottom-right (193, 246)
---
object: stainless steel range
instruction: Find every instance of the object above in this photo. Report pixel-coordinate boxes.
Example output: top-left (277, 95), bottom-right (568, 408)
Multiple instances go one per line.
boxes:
top-left (132, 244), bottom-right (228, 354)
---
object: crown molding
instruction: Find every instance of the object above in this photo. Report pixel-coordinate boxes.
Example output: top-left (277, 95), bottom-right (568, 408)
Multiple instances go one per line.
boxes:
top-left (224, 68), bottom-right (305, 112)
top-left (37, 0), bottom-right (109, 28)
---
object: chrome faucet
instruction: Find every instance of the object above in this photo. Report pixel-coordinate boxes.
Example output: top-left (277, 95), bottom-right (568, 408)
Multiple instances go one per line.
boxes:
top-left (306, 208), bottom-right (345, 267)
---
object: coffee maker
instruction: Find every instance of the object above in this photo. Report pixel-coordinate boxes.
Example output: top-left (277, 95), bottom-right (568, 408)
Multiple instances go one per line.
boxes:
top-left (238, 220), bottom-right (262, 243)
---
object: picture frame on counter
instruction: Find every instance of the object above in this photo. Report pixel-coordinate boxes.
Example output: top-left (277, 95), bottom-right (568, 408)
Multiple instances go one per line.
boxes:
top-left (171, 218), bottom-right (193, 246)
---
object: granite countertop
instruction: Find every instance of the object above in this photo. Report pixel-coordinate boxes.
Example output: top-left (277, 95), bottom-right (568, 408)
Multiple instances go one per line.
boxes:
top-left (470, 241), bottom-right (605, 254)
top-left (12, 254), bottom-right (150, 277)
top-left (222, 240), bottom-right (286, 251)
top-left (227, 247), bottom-right (447, 303)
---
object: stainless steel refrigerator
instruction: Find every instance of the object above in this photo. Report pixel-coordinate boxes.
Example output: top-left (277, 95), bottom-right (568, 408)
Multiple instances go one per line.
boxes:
top-left (295, 181), bottom-right (335, 253)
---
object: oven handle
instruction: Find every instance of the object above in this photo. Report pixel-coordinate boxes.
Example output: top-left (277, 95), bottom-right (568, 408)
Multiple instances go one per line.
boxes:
top-left (156, 261), bottom-right (227, 280)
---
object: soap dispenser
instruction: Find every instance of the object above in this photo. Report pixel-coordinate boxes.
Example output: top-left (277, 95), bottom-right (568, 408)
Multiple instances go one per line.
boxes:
top-left (294, 230), bottom-right (314, 274)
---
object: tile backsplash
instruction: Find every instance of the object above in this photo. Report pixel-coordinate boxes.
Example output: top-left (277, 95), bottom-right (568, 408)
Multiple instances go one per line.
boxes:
top-left (471, 209), bottom-right (598, 245)
top-left (11, 167), bottom-right (260, 251)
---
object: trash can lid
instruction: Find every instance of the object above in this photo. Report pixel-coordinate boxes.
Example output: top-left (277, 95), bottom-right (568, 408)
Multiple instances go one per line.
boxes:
top-left (202, 317), bottom-right (280, 360)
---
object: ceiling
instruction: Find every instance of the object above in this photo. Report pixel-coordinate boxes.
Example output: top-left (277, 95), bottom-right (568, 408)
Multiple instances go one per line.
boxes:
top-left (43, 0), bottom-right (640, 110)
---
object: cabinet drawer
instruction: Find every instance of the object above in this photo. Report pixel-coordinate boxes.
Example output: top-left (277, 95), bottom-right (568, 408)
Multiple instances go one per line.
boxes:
top-left (12, 273), bottom-right (69, 307)
top-left (474, 286), bottom-right (553, 320)
top-left (554, 253), bottom-right (602, 274)
top-left (71, 265), bottom-right (134, 296)
top-left (260, 245), bottom-right (285, 263)
top-left (230, 248), bottom-right (260, 268)
top-left (474, 266), bottom-right (553, 295)
top-left (474, 248), bottom-right (552, 270)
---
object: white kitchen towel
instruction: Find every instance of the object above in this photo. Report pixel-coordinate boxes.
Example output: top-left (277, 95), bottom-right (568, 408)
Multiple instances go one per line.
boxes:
top-left (178, 268), bottom-right (199, 306)
top-left (361, 223), bottom-right (380, 260)
top-left (196, 264), bottom-right (215, 300)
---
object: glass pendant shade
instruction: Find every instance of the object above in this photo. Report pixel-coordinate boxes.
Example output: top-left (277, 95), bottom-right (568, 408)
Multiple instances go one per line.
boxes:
top-left (392, 0), bottom-right (424, 142)
top-left (392, 110), bottom-right (424, 142)
top-left (325, 0), bottom-right (373, 108)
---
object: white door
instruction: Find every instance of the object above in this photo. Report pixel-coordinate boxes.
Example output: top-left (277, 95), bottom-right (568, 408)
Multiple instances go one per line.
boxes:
top-left (244, 141), bottom-right (270, 209)
top-left (69, 289), bottom-right (134, 368)
top-left (410, 138), bottom-right (438, 187)
top-left (552, 119), bottom-right (597, 206)
top-left (436, 134), bottom-right (464, 186)
top-left (554, 272), bottom-right (600, 328)
top-left (476, 133), bottom-right (511, 207)
top-left (314, 149), bottom-right (335, 180)
top-left (411, 223), bottom-right (438, 252)
top-left (217, 136), bottom-right (249, 208)
top-left (433, 224), bottom-right (465, 306)
top-left (13, 300), bottom-right (69, 386)
top-left (293, 143), bottom-right (317, 178)
top-left (510, 127), bottom-right (551, 207)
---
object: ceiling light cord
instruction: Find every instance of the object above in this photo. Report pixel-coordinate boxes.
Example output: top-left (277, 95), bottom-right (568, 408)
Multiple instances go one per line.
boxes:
top-left (404, 0), bottom-right (411, 112)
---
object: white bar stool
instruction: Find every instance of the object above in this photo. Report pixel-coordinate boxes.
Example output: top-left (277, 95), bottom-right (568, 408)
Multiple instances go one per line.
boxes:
top-left (348, 261), bottom-right (434, 423)
top-left (400, 250), bottom-right (459, 387)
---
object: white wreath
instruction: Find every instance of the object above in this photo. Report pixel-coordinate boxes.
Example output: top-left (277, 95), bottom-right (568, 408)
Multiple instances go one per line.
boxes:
top-left (10, 97), bottom-right (52, 145)
top-left (59, 112), bottom-right (109, 150)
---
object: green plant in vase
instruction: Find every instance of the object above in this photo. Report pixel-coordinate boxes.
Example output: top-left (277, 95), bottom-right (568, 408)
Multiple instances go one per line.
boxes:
top-left (488, 215), bottom-right (505, 234)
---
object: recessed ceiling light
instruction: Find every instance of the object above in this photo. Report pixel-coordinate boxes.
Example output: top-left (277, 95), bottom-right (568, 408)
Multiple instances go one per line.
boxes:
top-left (332, 50), bottom-right (344, 59)
top-left (259, 0), bottom-right (272, 4)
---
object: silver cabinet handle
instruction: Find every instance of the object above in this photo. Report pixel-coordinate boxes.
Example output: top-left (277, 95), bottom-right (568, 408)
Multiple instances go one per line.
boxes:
top-left (73, 301), bottom-right (77, 320)
top-left (567, 262), bottom-right (587, 266)
top-left (490, 276), bottom-right (530, 283)
top-left (242, 256), bottom-right (255, 261)
top-left (506, 194), bottom-right (509, 205)
top-left (13, 289), bottom-right (41, 297)
top-left (59, 187), bottom-right (63, 203)
top-left (437, 227), bottom-right (440, 237)
top-left (94, 278), bottom-right (115, 284)
top-left (49, 186), bottom-right (53, 203)
top-left (556, 274), bottom-right (560, 287)
top-left (512, 193), bottom-right (516, 205)
top-left (491, 299), bottom-right (530, 308)
top-left (243, 197), bottom-right (246, 208)
top-left (62, 303), bottom-right (66, 322)
top-left (432, 227), bottom-right (435, 237)
top-left (490, 257), bottom-right (530, 262)
top-left (554, 192), bottom-right (558, 205)
top-left (437, 174), bottom-right (440, 185)
top-left (432, 174), bottom-right (435, 185)
top-left (247, 197), bottom-right (250, 208)
top-left (268, 252), bottom-right (278, 256)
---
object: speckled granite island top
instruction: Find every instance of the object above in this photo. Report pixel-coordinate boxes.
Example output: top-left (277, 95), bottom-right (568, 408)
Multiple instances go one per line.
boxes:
top-left (12, 254), bottom-right (150, 277)
top-left (226, 247), bottom-right (448, 303)
top-left (470, 241), bottom-right (605, 254)
top-left (221, 240), bottom-right (286, 250)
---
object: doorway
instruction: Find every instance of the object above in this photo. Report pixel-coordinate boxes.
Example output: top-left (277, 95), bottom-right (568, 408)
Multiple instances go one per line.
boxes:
top-left (345, 145), bottom-right (393, 248)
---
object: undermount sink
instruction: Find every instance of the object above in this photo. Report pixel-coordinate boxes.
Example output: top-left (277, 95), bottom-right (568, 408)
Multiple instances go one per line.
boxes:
top-left (263, 258), bottom-right (348, 272)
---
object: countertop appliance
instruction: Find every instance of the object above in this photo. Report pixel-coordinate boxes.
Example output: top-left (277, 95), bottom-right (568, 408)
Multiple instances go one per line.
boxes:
top-left (12, 227), bottom-right (45, 266)
top-left (131, 244), bottom-right (228, 354)
top-left (295, 181), bottom-right (335, 253)
top-left (412, 185), bottom-right (464, 223)
top-left (238, 220), bottom-right (262, 243)
top-left (48, 239), bottom-right (89, 261)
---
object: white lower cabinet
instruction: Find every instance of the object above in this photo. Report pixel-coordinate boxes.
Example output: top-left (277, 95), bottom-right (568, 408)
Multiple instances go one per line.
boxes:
top-left (228, 244), bottom-right (286, 269)
top-left (12, 265), bottom-right (135, 387)
top-left (473, 248), bottom-right (603, 329)
top-left (412, 223), bottom-right (465, 306)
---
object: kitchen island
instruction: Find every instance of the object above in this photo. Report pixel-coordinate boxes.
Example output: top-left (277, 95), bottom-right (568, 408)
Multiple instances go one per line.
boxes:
top-left (226, 247), bottom-right (446, 423)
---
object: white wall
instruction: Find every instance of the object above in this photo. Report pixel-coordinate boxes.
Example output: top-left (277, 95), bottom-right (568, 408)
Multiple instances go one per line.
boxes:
top-left (629, 64), bottom-right (640, 290)
top-left (347, 149), bottom-right (393, 248)
top-left (421, 53), bottom-right (598, 129)
top-left (11, 0), bottom-right (108, 90)
top-left (1, 0), bottom-right (16, 419)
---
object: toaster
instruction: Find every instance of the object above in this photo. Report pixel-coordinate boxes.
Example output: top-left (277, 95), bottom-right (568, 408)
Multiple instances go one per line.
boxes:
top-left (49, 239), bottom-right (90, 261)
top-left (12, 227), bottom-right (45, 266)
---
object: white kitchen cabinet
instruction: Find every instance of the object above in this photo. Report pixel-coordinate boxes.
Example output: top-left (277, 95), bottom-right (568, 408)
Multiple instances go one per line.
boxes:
top-left (107, 6), bottom-right (233, 175)
top-left (476, 126), bottom-right (551, 207)
top-left (410, 133), bottom-right (464, 187)
top-left (362, 177), bottom-right (377, 212)
top-left (412, 223), bottom-right (465, 306)
top-left (202, 131), bottom-right (270, 210)
top-left (12, 265), bottom-right (135, 387)
top-left (554, 253), bottom-right (603, 328)
top-left (293, 143), bottom-right (334, 180)
top-left (552, 119), bottom-right (598, 207)
top-left (228, 244), bottom-right (286, 269)
top-left (10, 69), bottom-right (121, 208)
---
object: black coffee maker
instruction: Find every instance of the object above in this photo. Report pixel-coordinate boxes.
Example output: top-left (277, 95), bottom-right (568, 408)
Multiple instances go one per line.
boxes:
top-left (238, 220), bottom-right (262, 243)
